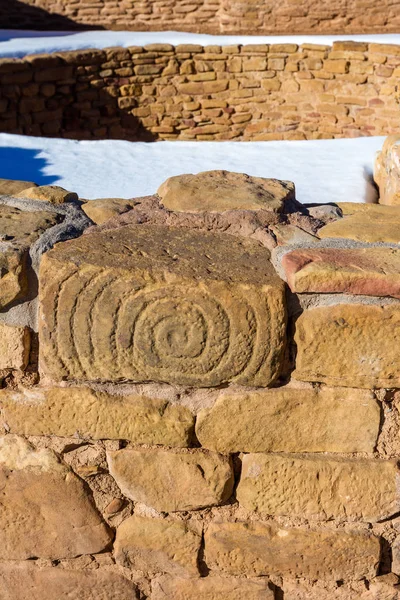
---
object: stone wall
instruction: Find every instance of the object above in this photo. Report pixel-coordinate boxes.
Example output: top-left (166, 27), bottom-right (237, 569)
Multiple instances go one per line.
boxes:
top-left (1, 41), bottom-right (400, 141)
top-left (1, 154), bottom-right (400, 599)
top-left (3, 0), bottom-right (400, 34)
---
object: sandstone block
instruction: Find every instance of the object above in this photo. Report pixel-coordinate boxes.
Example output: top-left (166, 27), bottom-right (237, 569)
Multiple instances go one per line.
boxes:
top-left (16, 185), bottom-right (78, 204)
top-left (204, 521), bottom-right (380, 580)
top-left (115, 515), bottom-right (201, 576)
top-left (152, 575), bottom-right (274, 599)
top-left (324, 59), bottom-right (349, 73)
top-left (107, 447), bottom-right (234, 512)
top-left (0, 435), bottom-right (112, 559)
top-left (0, 387), bottom-right (194, 447)
top-left (0, 564), bottom-right (138, 600)
top-left (82, 198), bottom-right (139, 224)
top-left (0, 178), bottom-right (37, 195)
top-left (237, 453), bottom-right (399, 521)
top-left (0, 324), bottom-right (30, 370)
top-left (335, 203), bottom-right (400, 217)
top-left (375, 135), bottom-right (400, 205)
top-left (282, 247), bottom-right (400, 298)
top-left (318, 212), bottom-right (400, 242)
top-left (157, 170), bottom-right (295, 212)
top-left (0, 204), bottom-right (61, 246)
top-left (196, 386), bottom-right (379, 453)
top-left (0, 248), bottom-right (28, 310)
top-left (294, 303), bottom-right (400, 388)
top-left (39, 225), bottom-right (286, 387)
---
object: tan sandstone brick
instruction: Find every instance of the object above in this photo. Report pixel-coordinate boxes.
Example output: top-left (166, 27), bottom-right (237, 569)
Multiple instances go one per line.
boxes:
top-left (237, 454), bottom-right (399, 521)
top-left (294, 303), bottom-right (400, 388)
top-left (114, 515), bottom-right (201, 576)
top-left (195, 386), bottom-right (379, 453)
top-left (0, 435), bottom-right (112, 559)
top-left (107, 447), bottom-right (234, 512)
top-left (39, 225), bottom-right (286, 387)
top-left (204, 521), bottom-right (380, 580)
top-left (0, 324), bottom-right (30, 370)
top-left (152, 575), bottom-right (274, 599)
top-left (0, 387), bottom-right (194, 446)
top-left (0, 564), bottom-right (138, 600)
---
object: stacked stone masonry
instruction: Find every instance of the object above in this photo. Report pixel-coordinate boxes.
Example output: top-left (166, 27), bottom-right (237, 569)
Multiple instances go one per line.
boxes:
top-left (3, 0), bottom-right (400, 34)
top-left (3, 41), bottom-right (400, 141)
top-left (3, 140), bottom-right (400, 599)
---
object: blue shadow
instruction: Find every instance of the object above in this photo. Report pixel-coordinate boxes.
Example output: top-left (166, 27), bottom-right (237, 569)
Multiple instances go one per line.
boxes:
top-left (0, 147), bottom-right (59, 185)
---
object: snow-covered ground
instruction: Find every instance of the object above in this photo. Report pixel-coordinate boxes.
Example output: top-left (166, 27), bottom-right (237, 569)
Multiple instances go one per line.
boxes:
top-left (0, 133), bottom-right (383, 204)
top-left (1, 30), bottom-right (400, 58)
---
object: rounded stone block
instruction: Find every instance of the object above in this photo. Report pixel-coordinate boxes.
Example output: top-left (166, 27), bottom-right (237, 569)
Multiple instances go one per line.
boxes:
top-left (39, 224), bottom-right (286, 387)
top-left (107, 447), bottom-right (234, 512)
top-left (157, 170), bottom-right (296, 213)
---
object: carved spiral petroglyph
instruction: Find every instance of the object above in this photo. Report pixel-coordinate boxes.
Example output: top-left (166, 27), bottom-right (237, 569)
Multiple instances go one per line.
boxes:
top-left (40, 263), bottom-right (284, 386)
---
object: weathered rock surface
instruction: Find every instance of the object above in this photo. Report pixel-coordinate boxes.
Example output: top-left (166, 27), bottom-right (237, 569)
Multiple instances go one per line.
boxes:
top-left (0, 178), bottom-right (37, 196)
top-left (294, 303), bottom-right (400, 388)
top-left (0, 247), bottom-right (28, 309)
top-left (115, 515), bottom-right (201, 576)
top-left (237, 454), bottom-right (399, 521)
top-left (82, 198), bottom-right (139, 225)
top-left (16, 185), bottom-right (78, 204)
top-left (375, 135), bottom-right (400, 206)
top-left (0, 435), bottom-right (112, 559)
top-left (0, 203), bottom-right (61, 246)
top-left (318, 211), bottom-right (400, 243)
top-left (195, 386), bottom-right (380, 453)
top-left (204, 521), bottom-right (380, 580)
top-left (282, 247), bottom-right (400, 298)
top-left (157, 170), bottom-right (296, 213)
top-left (151, 575), bottom-right (274, 599)
top-left (0, 564), bottom-right (138, 600)
top-left (107, 447), bottom-right (234, 512)
top-left (336, 203), bottom-right (400, 217)
top-left (0, 324), bottom-right (30, 370)
top-left (0, 387), bottom-right (194, 446)
top-left (39, 224), bottom-right (286, 387)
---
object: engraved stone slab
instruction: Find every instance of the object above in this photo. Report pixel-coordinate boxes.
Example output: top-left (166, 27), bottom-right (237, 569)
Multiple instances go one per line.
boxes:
top-left (39, 224), bottom-right (286, 386)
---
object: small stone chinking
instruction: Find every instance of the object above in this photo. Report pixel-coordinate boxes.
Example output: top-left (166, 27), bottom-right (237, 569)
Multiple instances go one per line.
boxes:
top-left (2, 138), bottom-right (400, 600)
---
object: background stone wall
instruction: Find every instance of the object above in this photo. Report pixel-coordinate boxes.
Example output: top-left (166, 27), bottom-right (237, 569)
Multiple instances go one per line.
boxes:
top-left (1, 162), bottom-right (400, 599)
top-left (1, 41), bottom-right (400, 141)
top-left (2, 0), bottom-right (400, 34)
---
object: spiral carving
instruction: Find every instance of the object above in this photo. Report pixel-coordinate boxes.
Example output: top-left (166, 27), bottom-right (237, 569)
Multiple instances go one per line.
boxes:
top-left (39, 227), bottom-right (286, 387)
